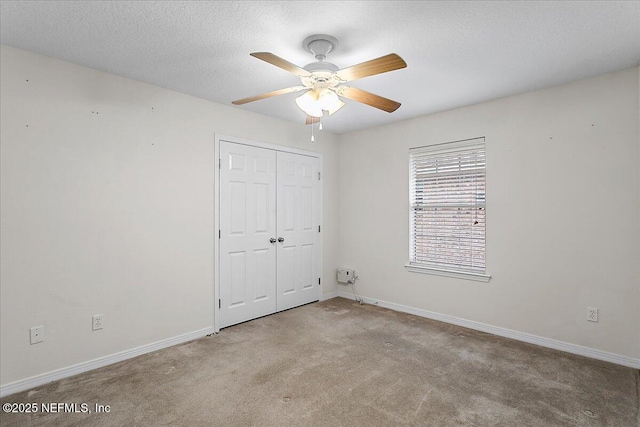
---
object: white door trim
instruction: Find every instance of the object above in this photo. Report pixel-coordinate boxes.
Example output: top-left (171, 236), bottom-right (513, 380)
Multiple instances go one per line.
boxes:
top-left (213, 134), bottom-right (323, 332)
top-left (216, 134), bottom-right (322, 158)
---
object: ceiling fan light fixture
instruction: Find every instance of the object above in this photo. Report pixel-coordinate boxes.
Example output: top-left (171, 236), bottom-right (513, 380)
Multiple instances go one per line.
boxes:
top-left (296, 90), bottom-right (323, 117)
top-left (296, 89), bottom-right (345, 117)
top-left (319, 90), bottom-right (345, 115)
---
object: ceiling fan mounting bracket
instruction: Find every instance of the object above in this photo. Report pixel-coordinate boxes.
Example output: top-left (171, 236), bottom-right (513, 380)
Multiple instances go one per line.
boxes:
top-left (303, 34), bottom-right (339, 62)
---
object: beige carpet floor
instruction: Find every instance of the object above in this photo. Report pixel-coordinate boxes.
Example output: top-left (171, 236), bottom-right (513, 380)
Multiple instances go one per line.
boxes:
top-left (1, 297), bottom-right (638, 426)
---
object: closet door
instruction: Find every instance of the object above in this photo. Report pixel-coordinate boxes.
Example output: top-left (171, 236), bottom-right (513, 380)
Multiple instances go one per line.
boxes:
top-left (219, 142), bottom-right (277, 328)
top-left (276, 152), bottom-right (321, 311)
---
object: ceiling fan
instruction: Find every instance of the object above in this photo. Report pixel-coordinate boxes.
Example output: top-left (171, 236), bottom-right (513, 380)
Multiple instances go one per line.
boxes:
top-left (232, 34), bottom-right (407, 125)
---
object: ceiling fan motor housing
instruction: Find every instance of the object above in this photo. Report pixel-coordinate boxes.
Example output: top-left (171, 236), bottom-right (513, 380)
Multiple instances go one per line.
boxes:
top-left (301, 35), bottom-right (342, 90)
top-left (300, 69), bottom-right (341, 90)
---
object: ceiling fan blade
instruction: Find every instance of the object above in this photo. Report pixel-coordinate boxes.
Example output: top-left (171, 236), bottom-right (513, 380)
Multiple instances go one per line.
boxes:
top-left (232, 86), bottom-right (305, 105)
top-left (250, 52), bottom-right (311, 77)
top-left (305, 115), bottom-right (321, 125)
top-left (335, 54), bottom-right (407, 82)
top-left (337, 87), bottom-right (401, 113)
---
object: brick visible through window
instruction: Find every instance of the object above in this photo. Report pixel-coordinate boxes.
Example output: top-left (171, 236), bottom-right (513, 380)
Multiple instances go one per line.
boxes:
top-left (409, 138), bottom-right (486, 273)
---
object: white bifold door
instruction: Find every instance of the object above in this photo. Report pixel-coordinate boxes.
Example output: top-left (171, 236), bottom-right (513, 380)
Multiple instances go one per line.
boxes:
top-left (219, 141), bottom-right (321, 328)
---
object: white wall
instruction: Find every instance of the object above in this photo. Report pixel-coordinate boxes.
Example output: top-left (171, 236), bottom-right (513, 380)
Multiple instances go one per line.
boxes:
top-left (2, 44), bottom-right (638, 391)
top-left (0, 45), bottom-right (340, 386)
top-left (337, 67), bottom-right (640, 360)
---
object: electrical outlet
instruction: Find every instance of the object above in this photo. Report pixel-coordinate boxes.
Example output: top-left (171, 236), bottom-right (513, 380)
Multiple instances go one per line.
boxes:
top-left (30, 325), bottom-right (44, 344)
top-left (92, 314), bottom-right (104, 331)
top-left (587, 307), bottom-right (598, 322)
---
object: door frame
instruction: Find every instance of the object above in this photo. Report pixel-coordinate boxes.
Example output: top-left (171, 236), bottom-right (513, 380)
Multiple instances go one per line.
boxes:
top-left (213, 134), bottom-right (323, 332)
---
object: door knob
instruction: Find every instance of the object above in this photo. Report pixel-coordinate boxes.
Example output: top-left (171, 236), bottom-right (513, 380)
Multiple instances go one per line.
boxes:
top-left (277, 237), bottom-right (285, 243)
top-left (270, 238), bottom-right (277, 244)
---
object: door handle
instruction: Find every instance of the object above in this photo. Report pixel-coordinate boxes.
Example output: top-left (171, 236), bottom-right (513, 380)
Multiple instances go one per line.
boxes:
top-left (270, 238), bottom-right (277, 244)
top-left (278, 237), bottom-right (285, 243)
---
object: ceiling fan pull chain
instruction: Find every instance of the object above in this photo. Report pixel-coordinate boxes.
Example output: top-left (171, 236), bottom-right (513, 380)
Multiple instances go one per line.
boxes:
top-left (311, 121), bottom-right (315, 142)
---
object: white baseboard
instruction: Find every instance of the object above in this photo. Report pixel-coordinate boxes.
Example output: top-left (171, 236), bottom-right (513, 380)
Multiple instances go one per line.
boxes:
top-left (336, 292), bottom-right (640, 369)
top-left (0, 326), bottom-right (215, 398)
top-left (3, 295), bottom-right (637, 398)
top-left (320, 291), bottom-right (338, 301)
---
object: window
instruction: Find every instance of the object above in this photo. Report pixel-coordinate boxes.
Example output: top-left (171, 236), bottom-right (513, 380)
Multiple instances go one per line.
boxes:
top-left (407, 137), bottom-right (489, 282)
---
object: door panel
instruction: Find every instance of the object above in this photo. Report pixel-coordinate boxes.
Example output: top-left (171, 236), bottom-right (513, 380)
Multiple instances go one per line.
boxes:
top-left (219, 142), bottom-right (320, 327)
top-left (276, 152), bottom-right (320, 311)
top-left (220, 142), bottom-right (277, 327)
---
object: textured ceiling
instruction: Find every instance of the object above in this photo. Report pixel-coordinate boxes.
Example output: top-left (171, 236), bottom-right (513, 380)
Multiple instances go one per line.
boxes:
top-left (1, 1), bottom-right (639, 134)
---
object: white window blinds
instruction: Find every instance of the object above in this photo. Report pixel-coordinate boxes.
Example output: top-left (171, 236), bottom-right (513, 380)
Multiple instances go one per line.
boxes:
top-left (409, 138), bottom-right (486, 273)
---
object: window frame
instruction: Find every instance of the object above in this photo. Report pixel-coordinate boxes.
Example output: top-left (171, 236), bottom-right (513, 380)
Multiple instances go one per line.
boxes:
top-left (405, 137), bottom-right (491, 282)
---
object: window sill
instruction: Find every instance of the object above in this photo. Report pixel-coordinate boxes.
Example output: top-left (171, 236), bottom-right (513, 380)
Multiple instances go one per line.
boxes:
top-left (404, 264), bottom-right (491, 282)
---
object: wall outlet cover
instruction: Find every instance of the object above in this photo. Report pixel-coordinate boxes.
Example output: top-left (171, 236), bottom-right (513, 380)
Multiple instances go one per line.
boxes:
top-left (30, 325), bottom-right (44, 344)
top-left (92, 314), bottom-right (104, 331)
